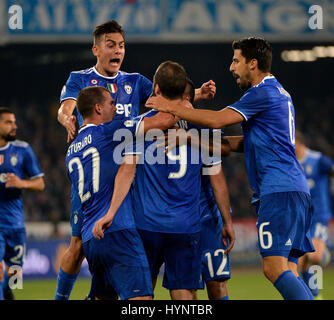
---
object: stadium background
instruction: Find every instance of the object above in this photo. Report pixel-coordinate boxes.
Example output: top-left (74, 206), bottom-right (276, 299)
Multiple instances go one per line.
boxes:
top-left (1, 0), bottom-right (333, 298)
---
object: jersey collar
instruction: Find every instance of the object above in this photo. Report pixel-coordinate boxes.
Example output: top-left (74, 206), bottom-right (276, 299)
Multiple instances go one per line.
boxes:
top-left (93, 66), bottom-right (119, 79)
top-left (0, 142), bottom-right (11, 151)
top-left (78, 123), bottom-right (96, 134)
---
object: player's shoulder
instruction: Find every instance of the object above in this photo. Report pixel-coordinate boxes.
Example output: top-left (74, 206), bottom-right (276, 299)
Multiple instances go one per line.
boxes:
top-left (71, 67), bottom-right (94, 75)
top-left (118, 70), bottom-right (146, 80)
top-left (11, 139), bottom-right (30, 149)
top-left (68, 67), bottom-right (95, 80)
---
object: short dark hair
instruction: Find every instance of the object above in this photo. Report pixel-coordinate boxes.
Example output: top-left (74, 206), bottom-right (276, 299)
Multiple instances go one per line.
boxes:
top-left (232, 37), bottom-right (272, 73)
top-left (0, 107), bottom-right (14, 119)
top-left (154, 61), bottom-right (187, 100)
top-left (93, 20), bottom-right (125, 44)
top-left (184, 77), bottom-right (195, 104)
top-left (77, 86), bottom-right (109, 118)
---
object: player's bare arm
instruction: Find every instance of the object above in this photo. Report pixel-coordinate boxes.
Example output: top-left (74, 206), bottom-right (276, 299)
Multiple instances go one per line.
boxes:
top-left (5, 174), bottom-right (45, 191)
top-left (57, 99), bottom-right (77, 143)
top-left (93, 155), bottom-right (138, 240)
top-left (194, 80), bottom-right (216, 103)
top-left (137, 112), bottom-right (178, 136)
top-left (146, 96), bottom-right (244, 129)
top-left (208, 165), bottom-right (235, 253)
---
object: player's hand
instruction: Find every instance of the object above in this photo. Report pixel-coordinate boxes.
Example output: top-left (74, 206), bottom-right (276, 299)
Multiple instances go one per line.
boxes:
top-left (156, 128), bottom-right (189, 153)
top-left (5, 173), bottom-right (26, 189)
top-left (93, 214), bottom-right (113, 240)
top-left (221, 223), bottom-right (235, 253)
top-left (197, 80), bottom-right (216, 101)
top-left (65, 115), bottom-right (77, 143)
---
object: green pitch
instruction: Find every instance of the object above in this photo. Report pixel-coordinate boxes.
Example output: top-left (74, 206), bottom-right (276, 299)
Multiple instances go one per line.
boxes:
top-left (13, 267), bottom-right (334, 300)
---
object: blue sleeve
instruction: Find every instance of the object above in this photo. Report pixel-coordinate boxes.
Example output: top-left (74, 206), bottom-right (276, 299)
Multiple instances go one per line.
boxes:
top-left (102, 117), bottom-right (144, 140)
top-left (228, 87), bottom-right (270, 121)
top-left (319, 155), bottom-right (334, 175)
top-left (23, 145), bottom-right (43, 179)
top-left (60, 72), bottom-right (82, 102)
top-left (138, 74), bottom-right (153, 103)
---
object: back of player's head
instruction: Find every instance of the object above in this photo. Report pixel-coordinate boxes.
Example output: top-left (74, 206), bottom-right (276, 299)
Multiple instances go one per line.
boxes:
top-left (295, 129), bottom-right (305, 145)
top-left (232, 37), bottom-right (272, 73)
top-left (183, 77), bottom-right (195, 104)
top-left (93, 20), bottom-right (125, 45)
top-left (0, 107), bottom-right (14, 119)
top-left (77, 86), bottom-right (109, 118)
top-left (154, 61), bottom-right (187, 100)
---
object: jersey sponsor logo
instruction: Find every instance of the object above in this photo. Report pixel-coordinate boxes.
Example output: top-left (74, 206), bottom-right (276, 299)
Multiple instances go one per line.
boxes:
top-left (285, 238), bottom-right (292, 246)
top-left (90, 79), bottom-right (98, 85)
top-left (10, 154), bottom-right (18, 166)
top-left (115, 103), bottom-right (132, 117)
top-left (0, 154), bottom-right (4, 166)
top-left (107, 83), bottom-right (117, 94)
top-left (124, 84), bottom-right (132, 95)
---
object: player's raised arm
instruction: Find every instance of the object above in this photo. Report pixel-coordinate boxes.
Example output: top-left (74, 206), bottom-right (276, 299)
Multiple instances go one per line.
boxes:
top-left (58, 99), bottom-right (77, 143)
top-left (93, 155), bottom-right (138, 240)
top-left (194, 80), bottom-right (216, 103)
top-left (207, 164), bottom-right (235, 253)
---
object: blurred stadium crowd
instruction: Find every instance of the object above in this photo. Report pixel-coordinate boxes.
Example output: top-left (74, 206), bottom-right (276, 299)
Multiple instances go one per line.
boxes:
top-left (1, 43), bottom-right (333, 238)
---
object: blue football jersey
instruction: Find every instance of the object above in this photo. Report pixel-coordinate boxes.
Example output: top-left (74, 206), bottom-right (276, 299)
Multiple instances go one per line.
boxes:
top-left (65, 118), bottom-right (143, 243)
top-left (299, 149), bottom-right (333, 223)
top-left (228, 75), bottom-right (309, 200)
top-left (132, 110), bottom-right (212, 234)
top-left (0, 140), bottom-right (44, 229)
top-left (60, 67), bottom-right (152, 126)
top-left (200, 173), bottom-right (222, 224)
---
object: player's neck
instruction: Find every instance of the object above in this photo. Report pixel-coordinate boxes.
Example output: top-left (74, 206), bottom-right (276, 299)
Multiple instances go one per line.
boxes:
top-left (95, 63), bottom-right (117, 78)
top-left (0, 139), bottom-right (9, 148)
top-left (251, 72), bottom-right (271, 87)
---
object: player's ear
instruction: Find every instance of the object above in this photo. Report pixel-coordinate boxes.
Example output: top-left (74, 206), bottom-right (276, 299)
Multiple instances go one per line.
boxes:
top-left (92, 45), bottom-right (98, 57)
top-left (249, 58), bottom-right (257, 71)
top-left (154, 84), bottom-right (161, 96)
top-left (95, 103), bottom-right (102, 115)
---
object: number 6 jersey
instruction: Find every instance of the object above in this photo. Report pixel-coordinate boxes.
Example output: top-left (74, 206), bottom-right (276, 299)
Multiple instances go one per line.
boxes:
top-left (227, 75), bottom-right (309, 202)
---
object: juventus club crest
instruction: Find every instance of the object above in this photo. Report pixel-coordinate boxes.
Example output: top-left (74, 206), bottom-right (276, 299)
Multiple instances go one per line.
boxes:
top-left (124, 84), bottom-right (132, 95)
top-left (10, 154), bottom-right (18, 166)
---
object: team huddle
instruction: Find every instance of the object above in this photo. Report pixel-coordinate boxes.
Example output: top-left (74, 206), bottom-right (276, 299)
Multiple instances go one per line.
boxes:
top-left (0, 20), bottom-right (333, 301)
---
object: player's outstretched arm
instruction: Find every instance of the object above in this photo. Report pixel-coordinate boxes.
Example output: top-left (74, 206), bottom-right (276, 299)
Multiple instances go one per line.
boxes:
top-left (194, 80), bottom-right (216, 103)
top-left (93, 155), bottom-right (138, 240)
top-left (5, 174), bottom-right (45, 191)
top-left (208, 164), bottom-right (235, 253)
top-left (146, 96), bottom-right (243, 129)
top-left (58, 99), bottom-right (77, 143)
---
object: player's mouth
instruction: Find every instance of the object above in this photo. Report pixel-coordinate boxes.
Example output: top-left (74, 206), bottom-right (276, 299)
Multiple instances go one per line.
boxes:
top-left (233, 73), bottom-right (240, 83)
top-left (110, 58), bottom-right (121, 67)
